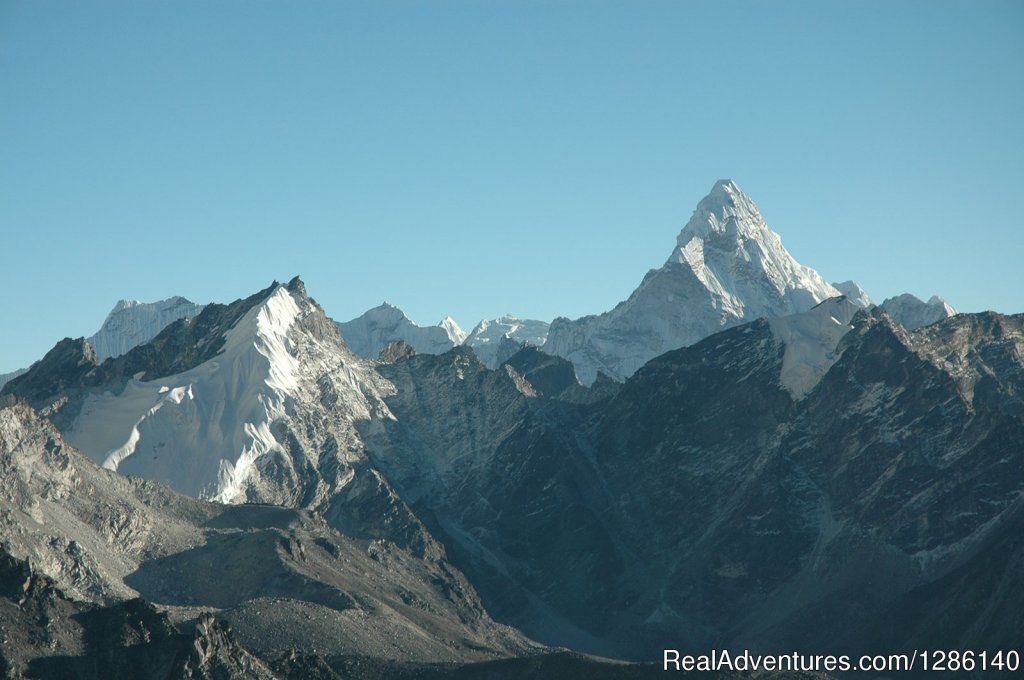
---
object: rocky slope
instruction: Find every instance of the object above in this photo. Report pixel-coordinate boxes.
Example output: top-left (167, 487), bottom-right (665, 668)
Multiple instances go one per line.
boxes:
top-left (0, 546), bottom-right (276, 680)
top-left (0, 368), bottom-right (27, 392)
top-left (543, 180), bottom-right (842, 384)
top-left (0, 398), bottom-right (812, 679)
top-left (0, 397), bottom-right (534, 664)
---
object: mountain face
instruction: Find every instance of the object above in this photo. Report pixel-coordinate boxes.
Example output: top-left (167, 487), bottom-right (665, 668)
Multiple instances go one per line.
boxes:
top-left (362, 305), bottom-right (1024, 665)
top-left (88, 296), bottom-right (206, 361)
top-left (338, 303), bottom-right (465, 358)
top-left (0, 296), bottom-right (203, 392)
top-left (880, 293), bottom-right (956, 330)
top-left (463, 316), bottom-right (550, 368)
top-left (544, 180), bottom-right (840, 384)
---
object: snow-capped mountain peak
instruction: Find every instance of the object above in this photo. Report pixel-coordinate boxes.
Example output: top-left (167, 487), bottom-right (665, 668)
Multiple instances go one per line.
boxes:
top-left (45, 278), bottom-right (397, 508)
top-left (880, 293), bottom-right (957, 331)
top-left (543, 180), bottom-right (841, 384)
top-left (669, 180), bottom-right (838, 309)
top-left (64, 283), bottom-right (307, 501)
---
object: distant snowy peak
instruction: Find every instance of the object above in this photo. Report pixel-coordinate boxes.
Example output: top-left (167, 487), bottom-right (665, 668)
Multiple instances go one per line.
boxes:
top-left (338, 303), bottom-right (463, 358)
top-left (880, 293), bottom-right (956, 331)
top-left (463, 315), bottom-right (550, 368)
top-left (543, 179), bottom-right (841, 384)
top-left (88, 296), bottom-right (205, 360)
top-left (440, 316), bottom-right (467, 345)
top-left (832, 280), bottom-right (874, 309)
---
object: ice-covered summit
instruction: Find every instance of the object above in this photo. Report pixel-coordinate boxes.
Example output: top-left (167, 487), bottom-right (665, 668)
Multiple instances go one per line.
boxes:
top-left (440, 316), bottom-right (468, 345)
top-left (338, 303), bottom-right (465, 358)
top-left (543, 179), bottom-right (841, 384)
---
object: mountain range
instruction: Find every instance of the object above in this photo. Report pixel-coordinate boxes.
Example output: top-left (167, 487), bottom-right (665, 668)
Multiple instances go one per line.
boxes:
top-left (1, 180), bottom-right (1006, 680)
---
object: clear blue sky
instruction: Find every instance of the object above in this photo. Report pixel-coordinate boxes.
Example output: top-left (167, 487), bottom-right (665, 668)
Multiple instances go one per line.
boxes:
top-left (2, 0), bottom-right (1022, 373)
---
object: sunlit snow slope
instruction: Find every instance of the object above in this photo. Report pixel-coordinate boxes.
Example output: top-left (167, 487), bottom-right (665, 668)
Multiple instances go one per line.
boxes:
top-left (64, 283), bottom-right (389, 506)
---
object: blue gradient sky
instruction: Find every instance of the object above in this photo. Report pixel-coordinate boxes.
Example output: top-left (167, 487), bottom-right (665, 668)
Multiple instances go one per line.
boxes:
top-left (2, 0), bottom-right (1022, 373)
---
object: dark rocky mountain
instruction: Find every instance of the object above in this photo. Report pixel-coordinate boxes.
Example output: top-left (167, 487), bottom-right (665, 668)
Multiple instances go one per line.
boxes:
top-left (363, 305), bottom-right (1024, 672)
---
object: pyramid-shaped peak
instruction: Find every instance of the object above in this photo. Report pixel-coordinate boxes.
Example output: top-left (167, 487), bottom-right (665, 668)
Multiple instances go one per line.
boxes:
top-left (710, 178), bottom-right (741, 194)
top-left (675, 179), bottom-right (771, 251)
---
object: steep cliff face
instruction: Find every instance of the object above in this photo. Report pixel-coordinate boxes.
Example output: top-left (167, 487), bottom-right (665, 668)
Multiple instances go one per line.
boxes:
top-left (543, 180), bottom-right (840, 384)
